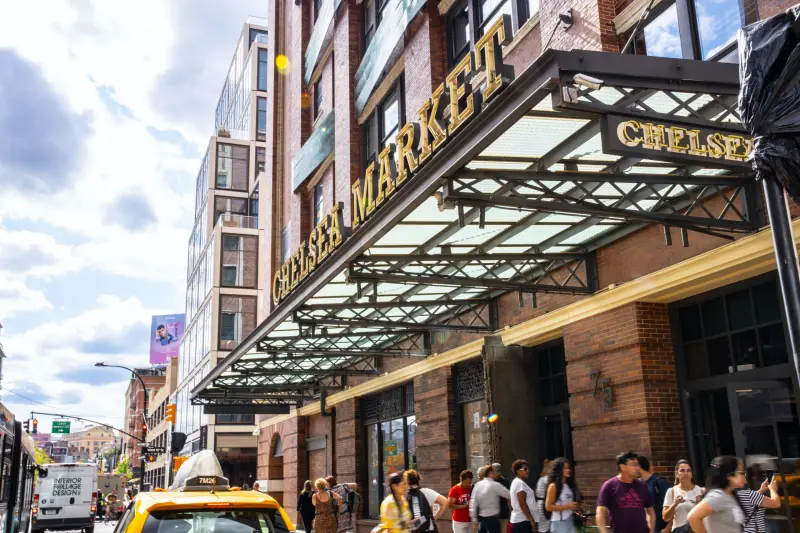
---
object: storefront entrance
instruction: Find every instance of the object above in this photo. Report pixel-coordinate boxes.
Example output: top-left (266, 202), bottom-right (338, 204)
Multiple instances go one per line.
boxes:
top-left (674, 276), bottom-right (800, 531)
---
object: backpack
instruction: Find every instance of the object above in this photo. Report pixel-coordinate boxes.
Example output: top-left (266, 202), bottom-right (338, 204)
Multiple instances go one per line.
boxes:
top-left (406, 487), bottom-right (437, 533)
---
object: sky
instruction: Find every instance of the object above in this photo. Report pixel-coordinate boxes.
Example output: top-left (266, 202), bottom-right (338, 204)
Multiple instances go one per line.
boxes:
top-left (0, 0), bottom-right (263, 436)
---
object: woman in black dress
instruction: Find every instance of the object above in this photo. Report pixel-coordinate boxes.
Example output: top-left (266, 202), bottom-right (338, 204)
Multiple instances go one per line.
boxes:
top-left (297, 480), bottom-right (316, 532)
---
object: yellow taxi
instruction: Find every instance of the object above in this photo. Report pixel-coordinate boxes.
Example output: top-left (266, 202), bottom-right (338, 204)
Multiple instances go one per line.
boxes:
top-left (114, 451), bottom-right (294, 533)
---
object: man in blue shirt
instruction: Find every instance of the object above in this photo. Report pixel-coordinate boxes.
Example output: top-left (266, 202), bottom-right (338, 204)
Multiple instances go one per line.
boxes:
top-left (638, 456), bottom-right (670, 532)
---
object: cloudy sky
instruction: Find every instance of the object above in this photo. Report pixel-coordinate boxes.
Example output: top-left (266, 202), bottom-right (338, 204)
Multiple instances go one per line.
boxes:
top-left (0, 0), bottom-right (263, 435)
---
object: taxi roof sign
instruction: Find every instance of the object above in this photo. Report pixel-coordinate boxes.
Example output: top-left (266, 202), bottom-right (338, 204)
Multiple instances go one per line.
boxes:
top-left (169, 450), bottom-right (228, 492)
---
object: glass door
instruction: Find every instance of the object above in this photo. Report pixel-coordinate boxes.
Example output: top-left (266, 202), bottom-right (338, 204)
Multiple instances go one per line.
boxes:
top-left (728, 380), bottom-right (800, 533)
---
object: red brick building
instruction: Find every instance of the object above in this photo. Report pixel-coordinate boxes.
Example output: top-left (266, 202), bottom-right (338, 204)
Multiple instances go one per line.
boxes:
top-left (122, 367), bottom-right (166, 475)
top-left (192, 0), bottom-right (800, 531)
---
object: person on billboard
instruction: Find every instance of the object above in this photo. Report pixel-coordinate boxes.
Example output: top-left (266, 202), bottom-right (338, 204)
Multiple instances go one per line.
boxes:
top-left (154, 324), bottom-right (175, 346)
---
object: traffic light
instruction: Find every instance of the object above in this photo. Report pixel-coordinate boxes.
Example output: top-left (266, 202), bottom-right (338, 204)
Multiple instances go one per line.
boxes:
top-left (145, 452), bottom-right (156, 463)
top-left (32, 419), bottom-right (38, 434)
top-left (165, 404), bottom-right (176, 426)
top-left (23, 420), bottom-right (30, 433)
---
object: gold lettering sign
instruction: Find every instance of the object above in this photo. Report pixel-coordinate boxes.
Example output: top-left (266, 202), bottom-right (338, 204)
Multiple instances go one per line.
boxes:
top-left (614, 119), bottom-right (753, 163)
top-left (350, 14), bottom-right (514, 230)
top-left (272, 203), bottom-right (346, 305)
top-left (273, 16), bottom-right (516, 306)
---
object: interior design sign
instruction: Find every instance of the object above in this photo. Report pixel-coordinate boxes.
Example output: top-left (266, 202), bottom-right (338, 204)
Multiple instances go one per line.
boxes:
top-left (600, 114), bottom-right (754, 169)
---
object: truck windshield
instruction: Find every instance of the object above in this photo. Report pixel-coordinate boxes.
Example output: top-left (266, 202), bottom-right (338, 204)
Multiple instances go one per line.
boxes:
top-left (141, 509), bottom-right (290, 533)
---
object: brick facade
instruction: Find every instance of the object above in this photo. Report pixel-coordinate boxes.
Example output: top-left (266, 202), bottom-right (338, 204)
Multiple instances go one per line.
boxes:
top-left (564, 302), bottom-right (684, 499)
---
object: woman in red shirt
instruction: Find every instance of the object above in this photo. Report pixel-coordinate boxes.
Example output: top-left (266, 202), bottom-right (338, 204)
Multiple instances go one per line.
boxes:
top-left (449, 470), bottom-right (475, 533)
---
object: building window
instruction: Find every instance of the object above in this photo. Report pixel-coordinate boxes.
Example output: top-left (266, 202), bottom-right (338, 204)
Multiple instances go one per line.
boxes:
top-left (256, 148), bottom-right (266, 176)
top-left (220, 235), bottom-right (258, 288)
top-left (315, 0), bottom-right (324, 21)
top-left (216, 144), bottom-right (249, 191)
top-left (630, 0), bottom-right (758, 60)
top-left (313, 80), bottom-right (323, 119)
top-left (214, 196), bottom-right (248, 224)
top-left (219, 296), bottom-right (257, 349)
top-left (446, 0), bottom-right (533, 67)
top-left (250, 29), bottom-right (268, 45)
top-left (676, 279), bottom-right (787, 379)
top-left (257, 97), bottom-right (267, 141)
top-left (222, 265), bottom-right (238, 286)
top-left (250, 185), bottom-right (260, 218)
top-left (314, 183), bottom-right (324, 226)
top-left (258, 49), bottom-right (269, 91)
top-left (363, 82), bottom-right (403, 171)
top-left (362, 384), bottom-right (416, 518)
top-left (362, 0), bottom-right (379, 50)
top-left (281, 227), bottom-right (291, 264)
top-left (454, 359), bottom-right (490, 474)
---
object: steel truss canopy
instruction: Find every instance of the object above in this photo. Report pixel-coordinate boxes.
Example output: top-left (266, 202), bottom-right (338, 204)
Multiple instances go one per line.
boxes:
top-left (192, 49), bottom-right (759, 408)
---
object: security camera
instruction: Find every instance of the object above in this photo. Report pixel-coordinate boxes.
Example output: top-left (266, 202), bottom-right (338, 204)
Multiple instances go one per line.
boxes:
top-left (572, 73), bottom-right (604, 91)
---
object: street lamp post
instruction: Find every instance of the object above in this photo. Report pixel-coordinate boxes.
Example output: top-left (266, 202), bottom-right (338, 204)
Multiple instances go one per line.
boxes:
top-left (95, 362), bottom-right (148, 480)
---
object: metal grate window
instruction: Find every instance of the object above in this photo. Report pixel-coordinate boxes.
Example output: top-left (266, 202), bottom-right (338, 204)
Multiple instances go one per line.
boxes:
top-left (454, 358), bottom-right (485, 404)
top-left (362, 383), bottom-right (414, 425)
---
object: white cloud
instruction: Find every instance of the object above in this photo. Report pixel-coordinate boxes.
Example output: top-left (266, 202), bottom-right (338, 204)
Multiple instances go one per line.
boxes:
top-left (0, 273), bottom-right (52, 318)
top-left (2, 295), bottom-right (161, 426)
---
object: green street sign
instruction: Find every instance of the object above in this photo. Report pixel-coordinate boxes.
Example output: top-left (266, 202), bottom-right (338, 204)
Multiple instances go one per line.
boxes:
top-left (52, 421), bottom-right (71, 434)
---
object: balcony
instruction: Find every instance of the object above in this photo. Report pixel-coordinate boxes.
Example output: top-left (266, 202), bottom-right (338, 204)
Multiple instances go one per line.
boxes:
top-left (216, 127), bottom-right (250, 141)
top-left (217, 214), bottom-right (258, 229)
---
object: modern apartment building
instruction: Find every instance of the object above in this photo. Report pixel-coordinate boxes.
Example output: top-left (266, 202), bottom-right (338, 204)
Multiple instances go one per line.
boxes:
top-left (122, 366), bottom-right (166, 476)
top-left (61, 426), bottom-right (116, 457)
top-left (190, 0), bottom-right (800, 530)
top-left (174, 17), bottom-right (269, 488)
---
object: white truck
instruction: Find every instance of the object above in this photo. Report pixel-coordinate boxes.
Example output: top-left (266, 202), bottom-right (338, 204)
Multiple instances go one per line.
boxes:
top-left (32, 463), bottom-right (98, 533)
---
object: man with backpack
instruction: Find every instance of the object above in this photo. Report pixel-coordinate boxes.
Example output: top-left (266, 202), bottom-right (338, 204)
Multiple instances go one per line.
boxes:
top-left (470, 464), bottom-right (512, 533)
top-left (637, 456), bottom-right (670, 533)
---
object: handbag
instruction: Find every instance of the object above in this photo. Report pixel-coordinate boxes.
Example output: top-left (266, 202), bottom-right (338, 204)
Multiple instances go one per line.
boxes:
top-left (572, 511), bottom-right (585, 528)
top-left (672, 525), bottom-right (692, 533)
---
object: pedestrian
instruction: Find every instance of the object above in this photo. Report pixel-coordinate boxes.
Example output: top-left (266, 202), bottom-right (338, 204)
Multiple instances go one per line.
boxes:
top-left (734, 466), bottom-right (781, 533)
top-left (298, 480), bottom-right (316, 533)
top-left (687, 456), bottom-right (749, 533)
top-left (327, 475), bottom-right (359, 533)
top-left (535, 460), bottom-right (552, 533)
top-left (492, 463), bottom-right (512, 533)
top-left (509, 459), bottom-right (540, 533)
top-left (662, 460), bottom-right (703, 533)
top-left (638, 456), bottom-right (670, 533)
top-left (381, 472), bottom-right (412, 533)
top-left (478, 466), bottom-right (488, 482)
top-left (243, 483), bottom-right (250, 491)
top-left (254, 481), bottom-right (261, 492)
top-left (596, 451), bottom-right (655, 533)
top-left (404, 469), bottom-right (448, 533)
top-left (470, 464), bottom-right (511, 533)
top-left (544, 458), bottom-right (580, 533)
top-left (313, 478), bottom-right (342, 533)
top-left (449, 470), bottom-right (475, 533)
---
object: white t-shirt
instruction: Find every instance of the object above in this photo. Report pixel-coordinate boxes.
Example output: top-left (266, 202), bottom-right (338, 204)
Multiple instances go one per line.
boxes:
top-left (663, 485), bottom-right (704, 530)
top-left (509, 478), bottom-right (540, 524)
top-left (408, 488), bottom-right (442, 532)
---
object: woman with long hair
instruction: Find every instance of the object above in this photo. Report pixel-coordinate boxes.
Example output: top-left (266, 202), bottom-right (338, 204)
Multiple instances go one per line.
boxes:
top-left (544, 458), bottom-right (580, 533)
top-left (687, 456), bottom-right (747, 533)
top-left (663, 460), bottom-right (703, 533)
top-left (313, 478), bottom-right (342, 533)
top-left (535, 460), bottom-right (552, 533)
top-left (298, 480), bottom-right (316, 533)
top-left (381, 472), bottom-right (413, 533)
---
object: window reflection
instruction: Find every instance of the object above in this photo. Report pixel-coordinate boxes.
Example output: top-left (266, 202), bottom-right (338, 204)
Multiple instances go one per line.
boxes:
top-left (643, 4), bottom-right (682, 58)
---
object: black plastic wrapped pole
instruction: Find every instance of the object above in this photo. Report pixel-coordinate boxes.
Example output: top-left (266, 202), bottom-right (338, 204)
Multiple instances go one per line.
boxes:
top-left (738, 6), bottom-right (800, 387)
top-left (763, 178), bottom-right (800, 385)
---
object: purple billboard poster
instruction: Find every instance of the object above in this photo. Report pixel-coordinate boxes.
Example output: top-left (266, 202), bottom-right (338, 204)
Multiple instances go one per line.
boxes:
top-left (150, 314), bottom-right (185, 364)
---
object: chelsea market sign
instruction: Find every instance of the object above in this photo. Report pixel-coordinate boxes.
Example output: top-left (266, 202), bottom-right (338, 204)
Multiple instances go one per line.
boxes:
top-left (272, 16), bottom-right (515, 306)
